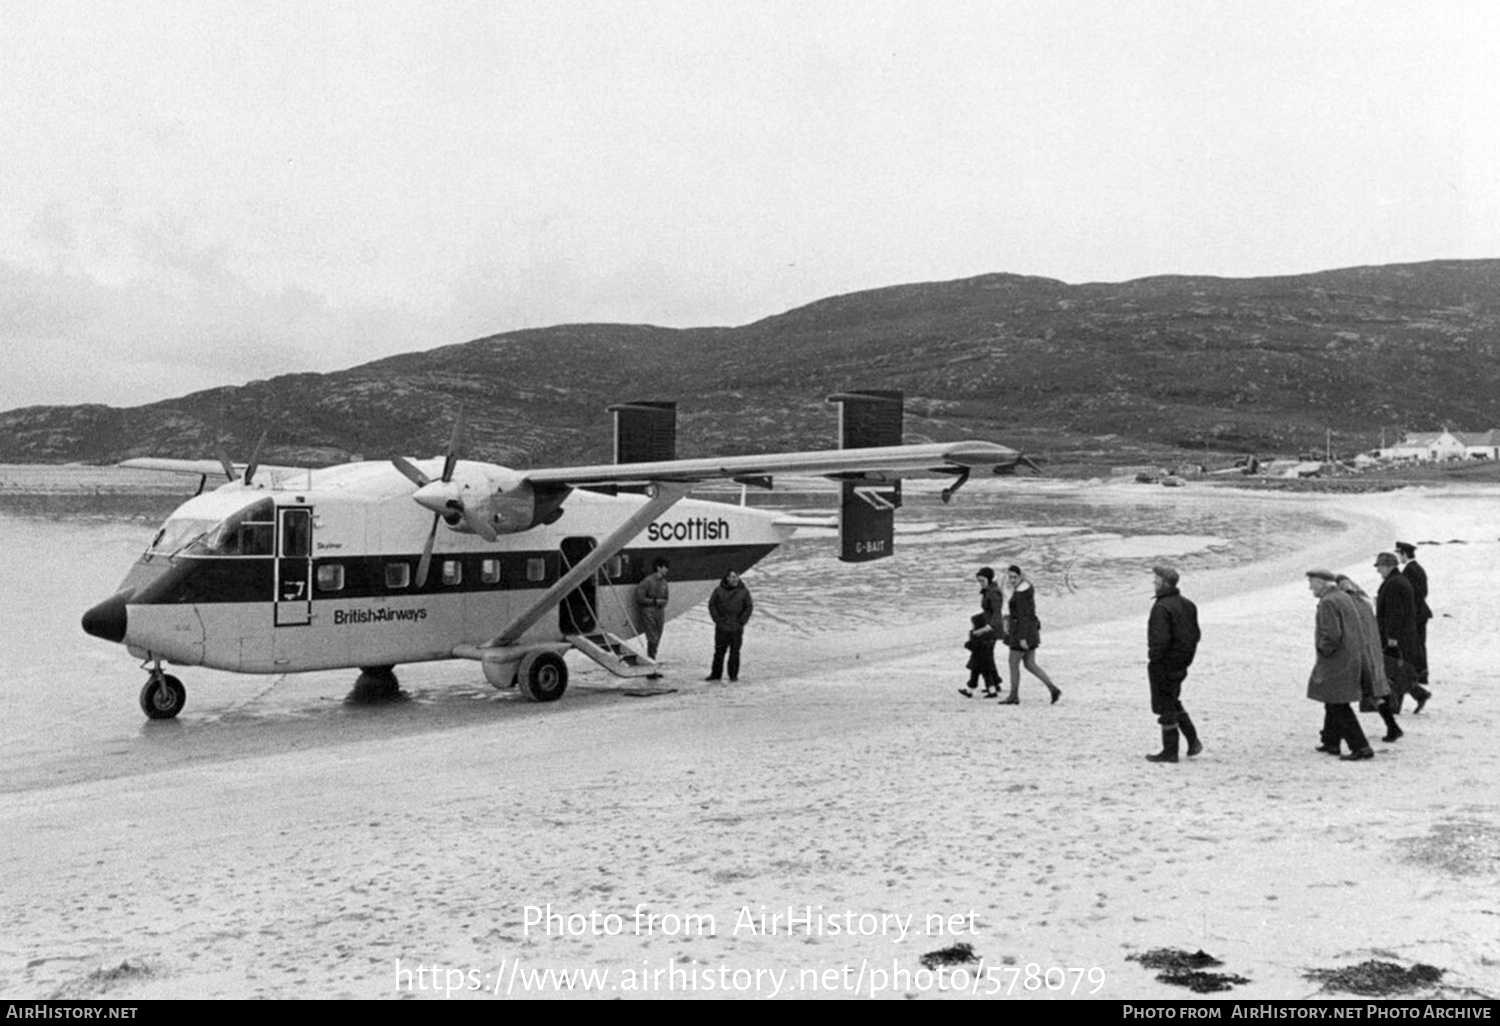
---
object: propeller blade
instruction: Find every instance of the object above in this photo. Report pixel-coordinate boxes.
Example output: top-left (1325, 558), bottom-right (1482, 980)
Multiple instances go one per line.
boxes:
top-left (441, 407), bottom-right (465, 483)
top-left (214, 444), bottom-right (239, 481)
top-left (391, 455), bottom-right (431, 488)
top-left (244, 431), bottom-right (268, 486)
top-left (415, 513), bottom-right (439, 588)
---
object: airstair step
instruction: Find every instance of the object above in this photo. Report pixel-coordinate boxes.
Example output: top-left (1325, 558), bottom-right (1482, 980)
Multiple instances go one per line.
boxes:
top-left (569, 630), bottom-right (660, 679)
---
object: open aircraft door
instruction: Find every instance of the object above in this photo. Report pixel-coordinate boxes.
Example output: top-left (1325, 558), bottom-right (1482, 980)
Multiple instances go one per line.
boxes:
top-left (559, 536), bottom-right (598, 635)
top-left (275, 506), bottom-right (313, 627)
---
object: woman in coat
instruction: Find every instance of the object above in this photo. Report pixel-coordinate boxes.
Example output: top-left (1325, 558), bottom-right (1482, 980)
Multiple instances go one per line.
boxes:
top-left (1306, 569), bottom-right (1374, 760)
top-left (1336, 575), bottom-right (1400, 742)
top-left (1000, 565), bottom-right (1062, 705)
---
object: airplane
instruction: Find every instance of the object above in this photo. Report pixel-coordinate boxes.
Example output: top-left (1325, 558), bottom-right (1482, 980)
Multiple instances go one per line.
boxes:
top-left (81, 391), bottom-right (1037, 720)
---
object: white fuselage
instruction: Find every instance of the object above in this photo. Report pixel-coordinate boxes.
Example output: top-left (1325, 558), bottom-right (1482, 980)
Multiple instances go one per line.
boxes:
top-left (91, 461), bottom-right (792, 674)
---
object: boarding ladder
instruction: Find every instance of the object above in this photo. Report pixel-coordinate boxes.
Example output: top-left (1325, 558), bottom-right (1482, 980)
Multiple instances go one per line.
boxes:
top-left (556, 535), bottom-right (663, 679)
top-left (567, 631), bottom-right (661, 679)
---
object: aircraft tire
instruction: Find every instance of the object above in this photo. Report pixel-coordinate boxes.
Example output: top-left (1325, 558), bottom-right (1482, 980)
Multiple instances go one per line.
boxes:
top-left (140, 675), bottom-right (186, 720)
top-left (517, 651), bottom-right (568, 703)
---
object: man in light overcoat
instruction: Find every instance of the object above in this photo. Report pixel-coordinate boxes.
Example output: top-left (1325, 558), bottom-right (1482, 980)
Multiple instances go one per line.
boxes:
top-left (1307, 569), bottom-right (1374, 761)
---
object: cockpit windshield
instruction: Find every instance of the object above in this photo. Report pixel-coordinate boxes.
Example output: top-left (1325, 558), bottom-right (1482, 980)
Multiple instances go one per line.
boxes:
top-left (147, 498), bottom-right (277, 557)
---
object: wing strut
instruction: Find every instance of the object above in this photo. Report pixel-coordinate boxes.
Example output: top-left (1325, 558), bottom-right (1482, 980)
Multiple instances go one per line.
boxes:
top-left (488, 482), bottom-right (693, 647)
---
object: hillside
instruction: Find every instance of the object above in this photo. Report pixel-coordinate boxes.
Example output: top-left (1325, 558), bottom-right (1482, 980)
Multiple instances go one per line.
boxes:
top-left (3, 259), bottom-right (1498, 469)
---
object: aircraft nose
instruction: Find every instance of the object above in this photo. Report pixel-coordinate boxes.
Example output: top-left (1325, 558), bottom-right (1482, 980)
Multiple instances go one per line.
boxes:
top-left (82, 592), bottom-right (129, 643)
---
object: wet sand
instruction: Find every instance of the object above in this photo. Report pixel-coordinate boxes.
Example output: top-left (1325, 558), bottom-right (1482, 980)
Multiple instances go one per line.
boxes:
top-left (1, 483), bottom-right (1497, 999)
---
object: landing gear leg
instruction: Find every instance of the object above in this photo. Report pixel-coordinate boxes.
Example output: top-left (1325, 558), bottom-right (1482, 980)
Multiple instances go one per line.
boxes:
top-left (139, 660), bottom-right (186, 720)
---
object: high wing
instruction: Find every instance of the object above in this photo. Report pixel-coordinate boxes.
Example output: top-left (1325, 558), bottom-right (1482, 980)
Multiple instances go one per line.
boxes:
top-left (121, 432), bottom-right (279, 487)
top-left (520, 440), bottom-right (1032, 488)
top-left (523, 437), bottom-right (1037, 565)
top-left (119, 457), bottom-right (302, 489)
top-left (480, 440), bottom-right (1029, 646)
top-left (119, 458), bottom-right (240, 477)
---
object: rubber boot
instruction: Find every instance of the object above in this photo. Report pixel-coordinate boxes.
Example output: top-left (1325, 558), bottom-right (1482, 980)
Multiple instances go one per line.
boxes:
top-left (1379, 700), bottom-right (1403, 742)
top-left (1178, 713), bottom-right (1202, 757)
top-left (1411, 685), bottom-right (1431, 714)
top-left (1146, 726), bottom-right (1180, 763)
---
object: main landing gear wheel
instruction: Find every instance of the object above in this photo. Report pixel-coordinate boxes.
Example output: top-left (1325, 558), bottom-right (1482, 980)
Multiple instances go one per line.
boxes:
top-left (140, 674), bottom-right (186, 720)
top-left (517, 651), bottom-right (568, 703)
top-left (352, 666), bottom-right (402, 701)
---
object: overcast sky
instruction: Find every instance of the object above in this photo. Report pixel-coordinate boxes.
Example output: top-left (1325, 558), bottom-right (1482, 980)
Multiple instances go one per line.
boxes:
top-left (4, 0), bottom-right (1498, 411)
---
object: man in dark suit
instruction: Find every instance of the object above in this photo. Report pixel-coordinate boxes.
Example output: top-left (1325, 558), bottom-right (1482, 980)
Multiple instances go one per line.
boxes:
top-left (1376, 551), bottom-right (1431, 713)
top-left (1395, 541), bottom-right (1431, 685)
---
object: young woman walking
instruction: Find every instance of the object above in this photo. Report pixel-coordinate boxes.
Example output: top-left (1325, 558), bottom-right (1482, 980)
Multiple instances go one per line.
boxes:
top-left (1000, 565), bottom-right (1062, 705)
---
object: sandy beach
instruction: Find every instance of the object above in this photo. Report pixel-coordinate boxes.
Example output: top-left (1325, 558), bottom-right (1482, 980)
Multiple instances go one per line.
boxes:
top-left (1, 481), bottom-right (1497, 1000)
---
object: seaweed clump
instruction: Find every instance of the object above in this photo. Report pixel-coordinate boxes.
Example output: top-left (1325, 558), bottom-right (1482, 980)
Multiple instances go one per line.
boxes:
top-left (920, 942), bottom-right (979, 969)
top-left (1127, 947), bottom-right (1251, 993)
top-left (1304, 960), bottom-right (1444, 996)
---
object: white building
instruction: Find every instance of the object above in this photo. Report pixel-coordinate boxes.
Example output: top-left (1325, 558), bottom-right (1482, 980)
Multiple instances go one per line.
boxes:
top-left (1380, 429), bottom-right (1499, 461)
top-left (1462, 429), bottom-right (1500, 460)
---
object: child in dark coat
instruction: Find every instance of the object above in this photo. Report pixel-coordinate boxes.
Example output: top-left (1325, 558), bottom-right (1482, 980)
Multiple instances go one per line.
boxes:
top-left (958, 612), bottom-right (1000, 698)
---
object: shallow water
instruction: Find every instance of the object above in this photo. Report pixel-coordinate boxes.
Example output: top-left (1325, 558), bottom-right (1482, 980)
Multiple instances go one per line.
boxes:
top-left (0, 470), bottom-right (1335, 790)
top-left (741, 481), bottom-right (1334, 633)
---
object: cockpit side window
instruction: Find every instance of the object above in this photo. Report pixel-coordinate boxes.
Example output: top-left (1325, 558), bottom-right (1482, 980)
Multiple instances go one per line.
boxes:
top-left (176, 498), bottom-right (279, 557)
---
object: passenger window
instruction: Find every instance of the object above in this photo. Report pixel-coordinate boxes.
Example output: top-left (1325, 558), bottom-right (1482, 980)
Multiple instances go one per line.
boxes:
top-left (442, 560), bottom-right (462, 586)
top-left (385, 563), bottom-right (411, 589)
top-left (605, 556), bottom-right (624, 579)
top-left (480, 559), bottom-right (501, 585)
top-left (316, 564), bottom-right (345, 592)
top-left (526, 557), bottom-right (546, 582)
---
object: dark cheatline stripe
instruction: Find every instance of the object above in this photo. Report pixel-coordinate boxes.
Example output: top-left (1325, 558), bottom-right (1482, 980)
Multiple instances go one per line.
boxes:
top-left (123, 544), bottom-right (780, 605)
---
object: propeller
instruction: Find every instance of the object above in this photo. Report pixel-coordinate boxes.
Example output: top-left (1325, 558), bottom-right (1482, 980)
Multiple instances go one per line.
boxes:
top-left (215, 431), bottom-right (269, 484)
top-left (244, 431), bottom-right (266, 485)
top-left (392, 411), bottom-right (488, 588)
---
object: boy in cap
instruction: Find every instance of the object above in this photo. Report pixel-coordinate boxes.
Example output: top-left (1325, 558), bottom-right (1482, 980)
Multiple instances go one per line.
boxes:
top-left (1146, 564), bottom-right (1202, 763)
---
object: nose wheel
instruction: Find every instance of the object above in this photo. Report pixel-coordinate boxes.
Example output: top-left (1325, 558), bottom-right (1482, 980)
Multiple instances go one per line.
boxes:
top-left (140, 670), bottom-right (186, 720)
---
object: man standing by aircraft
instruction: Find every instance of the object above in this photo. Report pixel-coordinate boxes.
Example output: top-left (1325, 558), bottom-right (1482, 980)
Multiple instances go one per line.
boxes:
top-left (706, 570), bottom-right (754, 682)
top-left (634, 557), bottom-right (671, 660)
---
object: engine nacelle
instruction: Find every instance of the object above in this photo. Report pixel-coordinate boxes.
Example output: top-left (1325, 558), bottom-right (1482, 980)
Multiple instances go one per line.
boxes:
top-left (457, 470), bottom-right (570, 536)
top-left (416, 468), bottom-right (571, 537)
top-left (483, 479), bottom-right (569, 534)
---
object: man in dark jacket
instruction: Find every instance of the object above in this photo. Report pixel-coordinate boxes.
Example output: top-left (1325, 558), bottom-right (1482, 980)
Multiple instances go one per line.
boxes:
top-left (1376, 551), bottom-right (1431, 712)
top-left (633, 557), bottom-right (670, 660)
top-left (1146, 565), bottom-right (1202, 763)
top-left (1395, 541), bottom-right (1432, 685)
top-left (706, 569), bottom-right (754, 682)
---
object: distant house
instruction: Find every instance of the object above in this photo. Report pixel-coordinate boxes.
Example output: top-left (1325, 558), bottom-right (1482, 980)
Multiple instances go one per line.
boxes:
top-left (1462, 429), bottom-right (1500, 460)
top-left (1380, 429), bottom-right (1500, 461)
